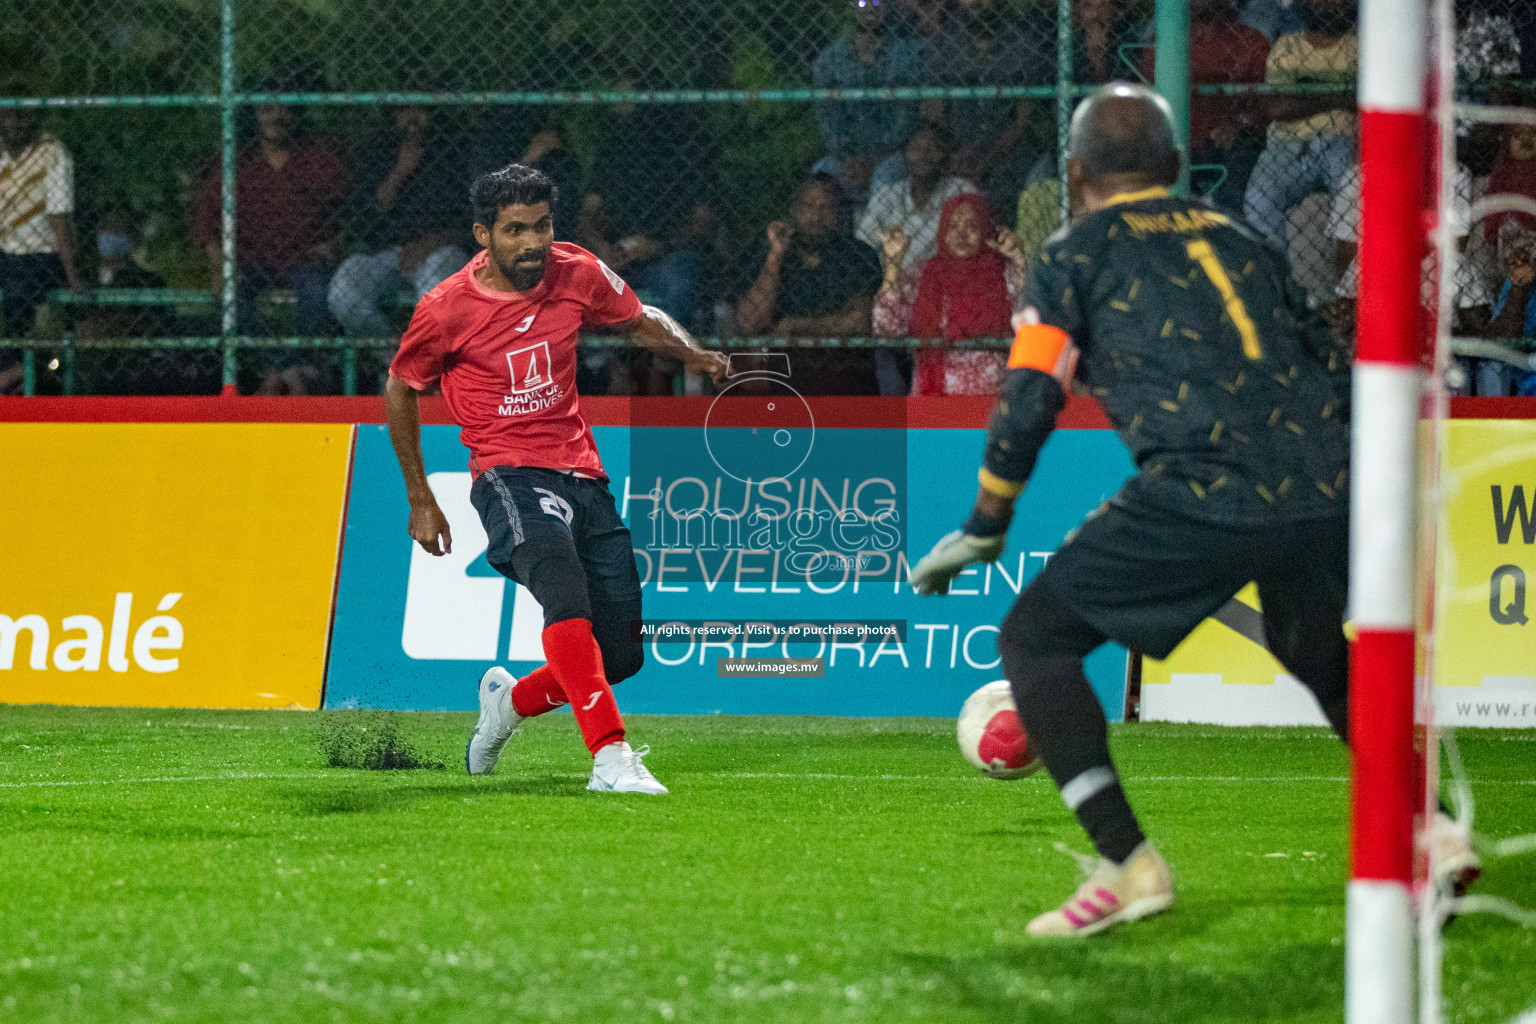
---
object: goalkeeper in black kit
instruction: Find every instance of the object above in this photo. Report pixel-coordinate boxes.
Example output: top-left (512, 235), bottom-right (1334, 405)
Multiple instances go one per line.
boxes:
top-left (910, 83), bottom-right (1363, 937)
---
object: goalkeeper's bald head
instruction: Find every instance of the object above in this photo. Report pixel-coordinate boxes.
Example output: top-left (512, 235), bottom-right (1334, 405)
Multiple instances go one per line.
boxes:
top-left (1067, 83), bottom-right (1182, 196)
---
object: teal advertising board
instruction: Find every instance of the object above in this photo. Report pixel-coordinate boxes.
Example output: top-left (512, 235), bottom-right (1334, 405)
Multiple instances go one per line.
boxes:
top-left (326, 423), bottom-right (1135, 718)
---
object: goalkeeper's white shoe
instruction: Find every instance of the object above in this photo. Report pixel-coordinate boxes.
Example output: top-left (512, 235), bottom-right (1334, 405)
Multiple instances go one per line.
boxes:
top-left (587, 741), bottom-right (669, 795)
top-left (1026, 841), bottom-right (1174, 937)
top-left (466, 667), bottom-right (523, 776)
top-left (1427, 811), bottom-right (1481, 897)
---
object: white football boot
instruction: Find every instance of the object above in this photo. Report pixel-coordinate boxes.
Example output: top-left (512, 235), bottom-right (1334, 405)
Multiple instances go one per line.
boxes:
top-left (587, 741), bottom-right (669, 795)
top-left (1026, 841), bottom-right (1174, 937)
top-left (466, 667), bottom-right (523, 775)
top-left (1427, 810), bottom-right (1482, 896)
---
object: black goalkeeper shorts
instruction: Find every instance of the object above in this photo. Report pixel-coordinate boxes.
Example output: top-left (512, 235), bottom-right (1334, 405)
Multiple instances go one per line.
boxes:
top-left (1030, 499), bottom-right (1348, 663)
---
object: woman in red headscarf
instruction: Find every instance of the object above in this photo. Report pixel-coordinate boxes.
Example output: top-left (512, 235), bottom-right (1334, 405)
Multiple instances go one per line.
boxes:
top-left (903, 192), bottom-right (1023, 395)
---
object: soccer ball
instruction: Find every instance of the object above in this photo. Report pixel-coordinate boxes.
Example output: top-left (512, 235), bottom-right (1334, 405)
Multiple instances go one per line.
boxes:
top-left (957, 680), bottom-right (1040, 780)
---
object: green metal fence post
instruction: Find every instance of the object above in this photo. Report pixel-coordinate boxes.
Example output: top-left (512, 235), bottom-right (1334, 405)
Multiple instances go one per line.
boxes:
top-left (1154, 0), bottom-right (1192, 197)
top-left (22, 344), bottom-right (35, 397)
top-left (62, 333), bottom-right (75, 395)
top-left (1056, 0), bottom-right (1074, 220)
top-left (219, 0), bottom-right (237, 394)
top-left (342, 343), bottom-right (357, 396)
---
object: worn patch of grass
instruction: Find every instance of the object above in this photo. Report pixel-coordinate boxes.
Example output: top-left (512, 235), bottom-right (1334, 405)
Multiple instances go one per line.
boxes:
top-left (318, 709), bottom-right (447, 771)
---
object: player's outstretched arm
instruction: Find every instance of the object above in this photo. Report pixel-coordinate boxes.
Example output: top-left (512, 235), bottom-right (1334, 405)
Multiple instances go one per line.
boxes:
top-left (384, 373), bottom-right (453, 557)
top-left (911, 325), bottom-right (1071, 596)
top-left (618, 304), bottom-right (730, 382)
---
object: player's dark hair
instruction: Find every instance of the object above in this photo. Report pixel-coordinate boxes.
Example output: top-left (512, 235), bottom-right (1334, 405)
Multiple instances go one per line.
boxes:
top-left (1067, 83), bottom-right (1179, 186)
top-left (471, 164), bottom-right (557, 229)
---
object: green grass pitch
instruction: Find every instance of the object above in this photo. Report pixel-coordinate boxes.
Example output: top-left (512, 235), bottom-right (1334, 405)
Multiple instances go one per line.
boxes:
top-left (0, 707), bottom-right (1531, 1023)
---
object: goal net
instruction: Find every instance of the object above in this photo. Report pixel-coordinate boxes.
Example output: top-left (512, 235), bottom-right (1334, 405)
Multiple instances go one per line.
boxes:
top-left (1408, 0), bottom-right (1536, 1020)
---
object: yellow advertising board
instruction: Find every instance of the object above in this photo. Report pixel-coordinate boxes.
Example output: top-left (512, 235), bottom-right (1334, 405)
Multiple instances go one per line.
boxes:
top-left (0, 423), bottom-right (352, 709)
top-left (1142, 418), bottom-right (1536, 728)
top-left (1433, 418), bottom-right (1536, 727)
top-left (1140, 584), bottom-right (1328, 726)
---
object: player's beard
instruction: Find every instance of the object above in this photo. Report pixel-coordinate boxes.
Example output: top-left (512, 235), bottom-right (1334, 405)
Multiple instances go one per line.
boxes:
top-left (493, 244), bottom-right (549, 292)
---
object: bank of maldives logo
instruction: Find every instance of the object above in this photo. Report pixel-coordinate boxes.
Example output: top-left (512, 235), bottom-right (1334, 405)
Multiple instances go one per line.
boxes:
top-left (507, 340), bottom-right (552, 394)
top-left (400, 473), bottom-right (545, 661)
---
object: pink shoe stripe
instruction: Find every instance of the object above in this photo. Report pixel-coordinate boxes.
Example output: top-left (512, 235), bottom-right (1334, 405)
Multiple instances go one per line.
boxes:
top-left (1095, 888), bottom-right (1119, 906)
top-left (1061, 906), bottom-right (1087, 928)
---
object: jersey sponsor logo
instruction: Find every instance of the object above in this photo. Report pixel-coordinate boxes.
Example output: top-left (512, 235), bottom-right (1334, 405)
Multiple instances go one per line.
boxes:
top-left (533, 487), bottom-right (574, 526)
top-left (597, 259), bottom-right (626, 295)
top-left (514, 313), bottom-right (536, 333)
top-left (499, 340), bottom-right (567, 415)
top-left (507, 340), bottom-right (551, 393)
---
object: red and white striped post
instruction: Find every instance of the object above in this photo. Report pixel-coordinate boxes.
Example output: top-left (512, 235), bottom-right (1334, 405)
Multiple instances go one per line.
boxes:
top-left (1349, 0), bottom-right (1428, 1020)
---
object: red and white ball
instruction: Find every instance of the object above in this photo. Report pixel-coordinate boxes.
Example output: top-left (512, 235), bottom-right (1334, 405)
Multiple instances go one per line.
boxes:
top-left (956, 680), bottom-right (1040, 780)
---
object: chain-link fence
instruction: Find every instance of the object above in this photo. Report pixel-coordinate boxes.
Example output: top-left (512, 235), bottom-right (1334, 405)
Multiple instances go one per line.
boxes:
top-left (1, 0), bottom-right (1533, 397)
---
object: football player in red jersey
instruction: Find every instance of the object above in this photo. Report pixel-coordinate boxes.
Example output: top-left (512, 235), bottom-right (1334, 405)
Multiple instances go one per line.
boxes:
top-left (384, 164), bottom-right (728, 793)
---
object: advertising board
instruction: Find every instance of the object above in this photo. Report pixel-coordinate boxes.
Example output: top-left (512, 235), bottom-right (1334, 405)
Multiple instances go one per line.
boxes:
top-left (0, 423), bottom-right (352, 709)
top-left (326, 421), bottom-right (1136, 718)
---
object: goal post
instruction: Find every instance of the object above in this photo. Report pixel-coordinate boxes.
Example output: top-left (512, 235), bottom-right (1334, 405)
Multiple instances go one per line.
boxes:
top-left (1348, 0), bottom-right (1430, 1020)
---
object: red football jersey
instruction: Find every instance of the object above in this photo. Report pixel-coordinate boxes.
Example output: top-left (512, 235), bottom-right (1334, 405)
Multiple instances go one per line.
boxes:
top-left (390, 242), bottom-right (643, 479)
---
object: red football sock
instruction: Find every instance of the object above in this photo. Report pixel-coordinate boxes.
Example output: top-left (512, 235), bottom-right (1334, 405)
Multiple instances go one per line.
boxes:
top-left (541, 618), bottom-right (625, 754)
top-left (510, 666), bottom-right (567, 719)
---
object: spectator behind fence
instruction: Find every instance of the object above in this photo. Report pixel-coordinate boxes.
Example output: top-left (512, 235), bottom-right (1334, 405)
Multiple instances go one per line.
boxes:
top-left (78, 208), bottom-right (171, 338)
top-left (904, 193), bottom-right (1023, 396)
top-left (76, 210), bottom-right (221, 396)
top-left (1486, 123), bottom-right (1536, 248)
top-left (812, 0), bottom-right (931, 204)
top-left (1139, 0), bottom-right (1271, 211)
top-left (737, 174), bottom-right (881, 339)
top-left (1241, 0), bottom-right (1358, 251)
top-left (857, 125), bottom-right (980, 277)
top-left (1073, 0), bottom-right (1117, 83)
top-left (575, 93), bottom-right (717, 326)
top-left (735, 174), bottom-right (882, 394)
top-left (1329, 164), bottom-right (1490, 353)
top-left (1491, 226), bottom-right (1536, 340)
top-left (1487, 225), bottom-right (1536, 395)
top-left (193, 98), bottom-right (348, 337)
top-left (0, 93), bottom-right (81, 338)
top-left (328, 106), bottom-right (470, 337)
top-left (890, 0), bottom-right (946, 42)
top-left (932, 0), bottom-right (1052, 218)
top-left (1454, 0), bottom-right (1522, 173)
top-left (1237, 0), bottom-right (1304, 43)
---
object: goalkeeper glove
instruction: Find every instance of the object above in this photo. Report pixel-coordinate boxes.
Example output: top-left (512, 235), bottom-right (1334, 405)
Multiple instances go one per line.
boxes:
top-left (909, 530), bottom-right (1007, 596)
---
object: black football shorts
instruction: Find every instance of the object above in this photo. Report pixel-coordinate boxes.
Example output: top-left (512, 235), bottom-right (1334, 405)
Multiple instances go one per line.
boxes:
top-left (469, 465), bottom-right (642, 609)
top-left (1032, 497), bottom-right (1348, 663)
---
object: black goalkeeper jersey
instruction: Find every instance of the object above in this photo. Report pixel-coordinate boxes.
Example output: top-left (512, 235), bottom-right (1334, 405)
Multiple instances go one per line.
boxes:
top-left (1011, 187), bottom-right (1350, 526)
